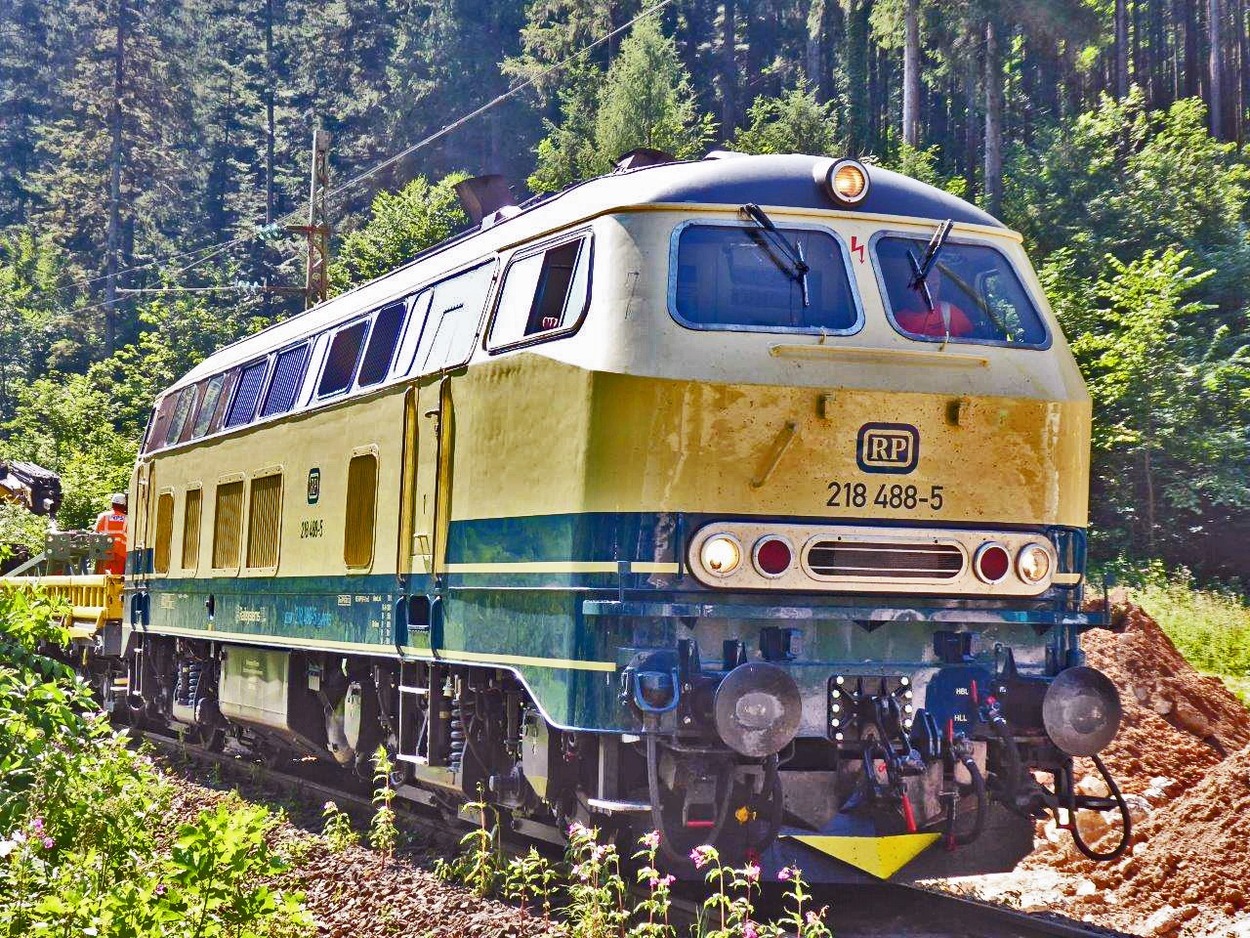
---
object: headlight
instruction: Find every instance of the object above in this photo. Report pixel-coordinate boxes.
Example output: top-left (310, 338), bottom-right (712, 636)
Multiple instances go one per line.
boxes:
top-left (700, 534), bottom-right (742, 576)
top-left (819, 158), bottom-right (871, 206)
top-left (1017, 544), bottom-right (1052, 583)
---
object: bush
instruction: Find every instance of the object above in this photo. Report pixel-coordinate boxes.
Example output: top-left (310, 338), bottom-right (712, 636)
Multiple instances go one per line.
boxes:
top-left (0, 587), bottom-right (312, 937)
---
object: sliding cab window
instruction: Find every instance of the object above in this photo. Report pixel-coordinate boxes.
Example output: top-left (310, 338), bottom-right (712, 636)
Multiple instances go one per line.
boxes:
top-left (670, 222), bottom-right (860, 333)
top-left (224, 357), bottom-right (270, 428)
top-left (488, 235), bottom-right (591, 349)
top-left (318, 319), bottom-right (370, 397)
top-left (405, 261), bottom-right (496, 376)
top-left (357, 300), bottom-right (407, 387)
top-left (873, 235), bottom-right (1050, 348)
top-left (260, 342), bottom-right (311, 418)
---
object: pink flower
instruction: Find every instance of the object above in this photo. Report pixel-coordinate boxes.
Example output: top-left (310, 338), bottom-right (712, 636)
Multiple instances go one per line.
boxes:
top-left (567, 821), bottom-right (589, 838)
top-left (323, 801), bottom-right (337, 813)
top-left (689, 845), bottom-right (714, 869)
top-left (641, 830), bottom-right (661, 850)
top-left (41, 837), bottom-right (54, 850)
top-left (776, 867), bottom-right (793, 882)
top-left (658, 874), bottom-right (675, 887)
top-left (742, 921), bottom-right (758, 938)
top-left (744, 863), bottom-right (760, 883)
top-left (154, 885), bottom-right (166, 897)
top-left (805, 911), bottom-right (820, 926)
top-left (30, 818), bottom-right (43, 833)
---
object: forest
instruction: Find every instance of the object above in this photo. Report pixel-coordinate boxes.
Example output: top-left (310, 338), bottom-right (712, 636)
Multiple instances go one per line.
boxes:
top-left (0, 0), bottom-right (1247, 581)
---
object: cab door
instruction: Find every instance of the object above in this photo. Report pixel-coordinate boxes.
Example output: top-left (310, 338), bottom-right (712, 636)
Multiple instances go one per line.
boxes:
top-left (399, 376), bottom-right (453, 653)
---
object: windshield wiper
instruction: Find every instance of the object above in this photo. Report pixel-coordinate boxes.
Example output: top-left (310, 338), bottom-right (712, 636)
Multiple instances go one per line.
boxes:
top-left (906, 218), bottom-right (953, 311)
top-left (740, 203), bottom-right (810, 307)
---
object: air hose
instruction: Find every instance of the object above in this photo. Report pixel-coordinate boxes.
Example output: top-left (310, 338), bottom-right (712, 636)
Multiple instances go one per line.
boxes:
top-left (945, 754), bottom-right (988, 848)
top-left (646, 726), bottom-right (734, 869)
top-left (987, 712), bottom-right (1023, 803)
top-left (1067, 753), bottom-right (1133, 862)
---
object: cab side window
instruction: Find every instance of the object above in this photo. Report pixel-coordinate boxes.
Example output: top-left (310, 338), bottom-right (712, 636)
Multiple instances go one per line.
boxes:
top-left (489, 236), bottom-right (591, 349)
top-left (407, 262), bottom-right (496, 376)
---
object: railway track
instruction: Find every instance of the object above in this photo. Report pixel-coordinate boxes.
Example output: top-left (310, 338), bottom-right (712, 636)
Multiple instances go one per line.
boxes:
top-left (140, 731), bottom-right (1129, 938)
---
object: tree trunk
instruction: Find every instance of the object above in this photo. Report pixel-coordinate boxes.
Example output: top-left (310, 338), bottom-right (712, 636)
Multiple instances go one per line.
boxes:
top-left (1186, 0), bottom-right (1202, 97)
top-left (964, 24), bottom-right (978, 199)
top-left (1236, 0), bottom-right (1248, 143)
top-left (902, 0), bottom-right (920, 146)
top-left (1115, 0), bottom-right (1130, 98)
top-left (720, 0), bottom-right (737, 134)
top-left (984, 20), bottom-right (1003, 217)
top-left (103, 0), bottom-right (127, 358)
top-left (1211, 0), bottom-right (1225, 137)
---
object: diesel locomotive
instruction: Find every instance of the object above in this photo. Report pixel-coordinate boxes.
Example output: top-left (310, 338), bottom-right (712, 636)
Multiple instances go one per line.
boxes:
top-left (97, 152), bottom-right (1130, 880)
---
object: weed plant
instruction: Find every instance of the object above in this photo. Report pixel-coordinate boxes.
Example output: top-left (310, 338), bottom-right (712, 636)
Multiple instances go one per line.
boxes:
top-left (369, 745), bottom-right (399, 860)
top-left (0, 587), bottom-right (312, 937)
top-left (437, 806), bottom-right (833, 938)
top-left (321, 801), bottom-right (359, 853)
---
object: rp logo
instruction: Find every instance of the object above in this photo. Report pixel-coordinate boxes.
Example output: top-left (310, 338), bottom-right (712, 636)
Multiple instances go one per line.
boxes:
top-left (856, 423), bottom-right (919, 474)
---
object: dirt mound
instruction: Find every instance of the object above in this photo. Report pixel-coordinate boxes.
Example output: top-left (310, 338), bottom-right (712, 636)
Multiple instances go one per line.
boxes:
top-left (1023, 603), bottom-right (1250, 936)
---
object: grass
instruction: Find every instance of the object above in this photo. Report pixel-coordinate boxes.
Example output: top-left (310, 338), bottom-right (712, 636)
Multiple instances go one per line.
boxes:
top-left (1109, 563), bottom-right (1250, 705)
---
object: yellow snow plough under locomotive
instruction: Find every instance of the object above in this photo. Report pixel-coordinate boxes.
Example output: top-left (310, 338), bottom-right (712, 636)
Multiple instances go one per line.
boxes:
top-left (18, 152), bottom-right (1132, 880)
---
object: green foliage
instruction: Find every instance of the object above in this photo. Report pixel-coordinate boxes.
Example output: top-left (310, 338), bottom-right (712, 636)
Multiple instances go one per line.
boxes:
top-left (0, 588), bottom-right (311, 937)
top-left (529, 18), bottom-right (714, 193)
top-left (320, 800), bottom-right (359, 853)
top-left (564, 821), bottom-right (627, 938)
top-left (731, 86), bottom-right (841, 157)
top-left (330, 174), bottom-right (470, 294)
top-left (0, 501), bottom-right (49, 557)
top-left (369, 746), bottom-right (399, 860)
top-left (1044, 247), bottom-right (1250, 568)
top-left (502, 846), bottom-right (558, 922)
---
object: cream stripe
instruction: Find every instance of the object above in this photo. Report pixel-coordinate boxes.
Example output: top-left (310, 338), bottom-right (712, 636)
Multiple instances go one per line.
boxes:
top-left (141, 625), bottom-right (617, 672)
top-left (630, 561), bottom-right (681, 574)
top-left (146, 625), bottom-right (389, 655)
top-left (401, 646), bottom-right (617, 672)
top-left (445, 561), bottom-right (619, 574)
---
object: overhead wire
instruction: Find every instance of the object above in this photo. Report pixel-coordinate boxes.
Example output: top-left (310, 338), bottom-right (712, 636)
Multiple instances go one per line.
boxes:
top-left (52, 0), bottom-right (679, 305)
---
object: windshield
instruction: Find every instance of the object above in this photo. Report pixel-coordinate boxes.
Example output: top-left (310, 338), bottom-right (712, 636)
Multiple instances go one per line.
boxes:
top-left (874, 235), bottom-right (1049, 347)
top-left (672, 223), bottom-right (859, 333)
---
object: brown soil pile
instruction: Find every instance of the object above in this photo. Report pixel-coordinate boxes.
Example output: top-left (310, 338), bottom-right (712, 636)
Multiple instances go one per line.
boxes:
top-left (1024, 603), bottom-right (1250, 936)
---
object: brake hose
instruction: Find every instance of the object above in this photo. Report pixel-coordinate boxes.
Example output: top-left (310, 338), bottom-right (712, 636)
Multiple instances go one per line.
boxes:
top-left (1067, 753), bottom-right (1132, 862)
top-left (646, 727), bottom-right (734, 869)
top-left (987, 712), bottom-right (1023, 803)
top-left (945, 754), bottom-right (988, 848)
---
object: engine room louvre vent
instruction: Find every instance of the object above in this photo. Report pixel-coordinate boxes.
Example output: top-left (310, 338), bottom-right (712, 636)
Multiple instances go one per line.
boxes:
top-left (805, 540), bottom-right (964, 580)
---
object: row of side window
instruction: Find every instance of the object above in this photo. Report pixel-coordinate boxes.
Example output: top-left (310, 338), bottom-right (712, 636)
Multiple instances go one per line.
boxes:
top-left (144, 232), bottom-right (593, 454)
top-left (150, 454), bottom-right (379, 576)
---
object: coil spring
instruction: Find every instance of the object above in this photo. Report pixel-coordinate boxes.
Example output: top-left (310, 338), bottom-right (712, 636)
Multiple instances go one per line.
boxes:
top-left (448, 699), bottom-right (465, 774)
top-left (174, 660), bottom-right (202, 709)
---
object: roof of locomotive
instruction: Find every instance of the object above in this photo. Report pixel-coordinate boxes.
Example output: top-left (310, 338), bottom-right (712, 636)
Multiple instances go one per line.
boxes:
top-left (588, 152), bottom-right (1002, 228)
top-left (168, 153), bottom-right (1003, 394)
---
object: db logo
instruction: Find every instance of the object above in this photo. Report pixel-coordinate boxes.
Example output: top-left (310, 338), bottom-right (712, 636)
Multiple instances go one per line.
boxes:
top-left (856, 423), bottom-right (919, 474)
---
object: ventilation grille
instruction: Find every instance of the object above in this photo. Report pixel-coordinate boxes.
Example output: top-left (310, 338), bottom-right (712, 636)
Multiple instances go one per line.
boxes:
top-left (805, 540), bottom-right (964, 580)
top-left (213, 480), bottom-right (244, 569)
top-left (246, 474), bottom-right (283, 569)
top-left (182, 488), bottom-right (202, 570)
top-left (154, 493), bottom-right (174, 575)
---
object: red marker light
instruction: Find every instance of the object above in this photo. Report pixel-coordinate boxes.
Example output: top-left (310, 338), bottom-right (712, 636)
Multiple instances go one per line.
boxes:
top-left (974, 543), bottom-right (1011, 583)
top-left (753, 537), bottom-right (793, 577)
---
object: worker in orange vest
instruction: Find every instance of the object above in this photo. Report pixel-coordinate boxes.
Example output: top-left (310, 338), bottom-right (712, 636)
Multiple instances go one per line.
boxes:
top-left (94, 493), bottom-right (128, 575)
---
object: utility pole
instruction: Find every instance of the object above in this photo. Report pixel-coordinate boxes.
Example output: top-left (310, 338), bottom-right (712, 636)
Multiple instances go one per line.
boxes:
top-left (286, 128), bottom-right (331, 309)
top-left (103, 0), bottom-right (128, 356)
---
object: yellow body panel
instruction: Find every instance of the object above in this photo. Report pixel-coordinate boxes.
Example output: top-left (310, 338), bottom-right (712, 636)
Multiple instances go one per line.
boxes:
top-left (448, 356), bottom-right (1090, 528)
top-left (0, 574), bottom-right (123, 637)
